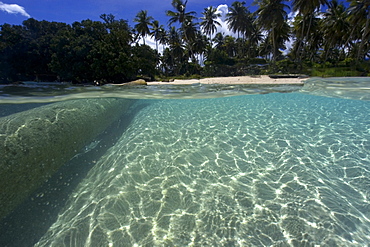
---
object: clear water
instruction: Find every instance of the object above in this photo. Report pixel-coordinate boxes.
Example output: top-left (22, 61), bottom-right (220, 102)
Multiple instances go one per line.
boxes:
top-left (1, 78), bottom-right (370, 246)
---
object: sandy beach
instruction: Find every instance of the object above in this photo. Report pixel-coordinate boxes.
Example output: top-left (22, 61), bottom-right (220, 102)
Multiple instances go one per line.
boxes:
top-left (147, 75), bottom-right (307, 85)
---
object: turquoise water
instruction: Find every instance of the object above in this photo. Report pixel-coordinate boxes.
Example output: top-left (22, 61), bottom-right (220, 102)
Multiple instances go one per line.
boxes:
top-left (1, 78), bottom-right (370, 246)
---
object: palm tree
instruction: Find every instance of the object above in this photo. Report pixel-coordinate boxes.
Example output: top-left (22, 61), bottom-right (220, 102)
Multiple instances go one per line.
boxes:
top-left (291, 0), bottom-right (329, 14)
top-left (226, 1), bottom-right (253, 39)
top-left (291, 13), bottom-right (322, 61)
top-left (157, 29), bottom-right (169, 48)
top-left (167, 26), bottom-right (186, 74)
top-left (134, 10), bottom-right (153, 45)
top-left (247, 23), bottom-right (263, 59)
top-left (256, 0), bottom-right (290, 62)
top-left (166, 0), bottom-right (197, 28)
top-left (224, 35), bottom-right (237, 57)
top-left (200, 6), bottom-right (221, 40)
top-left (321, 0), bottom-right (350, 61)
top-left (182, 19), bottom-right (199, 61)
top-left (189, 31), bottom-right (209, 64)
top-left (291, 0), bottom-right (329, 61)
top-left (182, 17), bottom-right (198, 43)
top-left (347, 0), bottom-right (370, 62)
top-left (150, 20), bottom-right (166, 51)
top-left (213, 32), bottom-right (225, 50)
top-left (166, 0), bottom-right (198, 64)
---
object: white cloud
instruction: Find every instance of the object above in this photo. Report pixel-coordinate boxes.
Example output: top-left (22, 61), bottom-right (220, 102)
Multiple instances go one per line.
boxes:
top-left (142, 4), bottom-right (238, 50)
top-left (215, 4), bottom-right (228, 23)
top-left (212, 5), bottom-right (296, 55)
top-left (213, 4), bottom-right (236, 38)
top-left (284, 11), bottom-right (298, 55)
top-left (142, 4), bottom-right (296, 56)
top-left (140, 36), bottom-right (165, 54)
top-left (0, 1), bottom-right (30, 18)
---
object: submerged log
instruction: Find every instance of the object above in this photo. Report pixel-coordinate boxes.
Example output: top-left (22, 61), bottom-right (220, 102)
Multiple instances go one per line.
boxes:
top-left (0, 98), bottom-right (135, 220)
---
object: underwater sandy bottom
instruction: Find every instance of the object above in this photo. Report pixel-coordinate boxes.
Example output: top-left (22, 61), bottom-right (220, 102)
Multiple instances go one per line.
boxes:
top-left (35, 93), bottom-right (370, 246)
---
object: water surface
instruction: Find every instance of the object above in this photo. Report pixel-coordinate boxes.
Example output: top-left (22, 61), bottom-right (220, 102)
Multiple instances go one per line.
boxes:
top-left (0, 78), bottom-right (370, 246)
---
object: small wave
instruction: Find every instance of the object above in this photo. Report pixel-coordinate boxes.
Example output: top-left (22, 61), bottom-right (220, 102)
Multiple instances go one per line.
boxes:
top-left (301, 77), bottom-right (370, 101)
top-left (1, 77), bottom-right (370, 103)
top-left (0, 83), bottom-right (303, 103)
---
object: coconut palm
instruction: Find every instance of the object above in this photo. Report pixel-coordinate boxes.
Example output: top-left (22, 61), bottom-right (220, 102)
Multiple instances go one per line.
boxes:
top-left (291, 0), bottom-right (329, 14)
top-left (291, 0), bottom-right (329, 61)
top-left (226, 1), bottom-right (253, 39)
top-left (166, 0), bottom-right (198, 63)
top-left (166, 0), bottom-right (197, 28)
top-left (134, 10), bottom-right (153, 45)
top-left (270, 20), bottom-right (291, 60)
top-left (242, 24), bottom-right (263, 59)
top-left (321, 0), bottom-right (350, 61)
top-left (150, 20), bottom-right (166, 51)
top-left (224, 35), bottom-right (237, 57)
top-left (347, 0), bottom-right (370, 61)
top-left (182, 17), bottom-right (198, 43)
top-left (291, 13), bottom-right (322, 61)
top-left (167, 26), bottom-right (183, 48)
top-left (189, 31), bottom-right (209, 64)
top-left (166, 26), bottom-right (186, 74)
top-left (213, 32), bottom-right (225, 50)
top-left (157, 27), bottom-right (169, 49)
top-left (182, 19), bottom-right (199, 61)
top-left (200, 6), bottom-right (222, 39)
top-left (255, 0), bottom-right (290, 62)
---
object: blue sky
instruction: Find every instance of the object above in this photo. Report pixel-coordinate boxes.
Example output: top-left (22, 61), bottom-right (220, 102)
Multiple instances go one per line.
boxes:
top-left (0, 0), bottom-right (258, 27)
top-left (0, 0), bottom-right (351, 28)
top-left (0, 0), bottom-right (349, 52)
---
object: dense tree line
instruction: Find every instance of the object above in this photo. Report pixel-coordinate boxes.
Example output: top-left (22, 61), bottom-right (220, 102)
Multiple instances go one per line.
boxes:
top-left (0, 15), bottom-right (158, 83)
top-left (1, 0), bottom-right (369, 83)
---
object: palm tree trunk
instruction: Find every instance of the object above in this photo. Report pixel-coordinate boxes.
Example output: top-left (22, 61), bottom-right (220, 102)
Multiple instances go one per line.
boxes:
top-left (301, 15), bottom-right (313, 61)
top-left (343, 26), bottom-right (357, 57)
top-left (295, 18), bottom-right (306, 63)
top-left (324, 44), bottom-right (330, 62)
top-left (272, 29), bottom-right (277, 63)
top-left (357, 10), bottom-right (370, 62)
top-left (183, 31), bottom-right (195, 63)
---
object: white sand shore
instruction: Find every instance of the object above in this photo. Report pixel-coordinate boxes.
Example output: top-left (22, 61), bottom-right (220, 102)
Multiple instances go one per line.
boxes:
top-left (147, 75), bottom-right (307, 85)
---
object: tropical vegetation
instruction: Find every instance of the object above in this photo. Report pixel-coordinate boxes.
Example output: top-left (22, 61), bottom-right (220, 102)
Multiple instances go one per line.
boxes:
top-left (0, 0), bottom-right (369, 83)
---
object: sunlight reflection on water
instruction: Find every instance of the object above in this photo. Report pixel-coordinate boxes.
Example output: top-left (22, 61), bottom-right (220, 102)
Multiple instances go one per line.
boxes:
top-left (0, 77), bottom-right (370, 246)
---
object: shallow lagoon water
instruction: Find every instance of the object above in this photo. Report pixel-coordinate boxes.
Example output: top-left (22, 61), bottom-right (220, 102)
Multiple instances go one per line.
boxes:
top-left (1, 78), bottom-right (370, 246)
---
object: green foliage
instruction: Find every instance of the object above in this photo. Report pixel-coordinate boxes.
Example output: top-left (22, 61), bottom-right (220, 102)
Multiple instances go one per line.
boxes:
top-left (0, 19), bottom-right (69, 82)
top-left (1, 0), bottom-right (370, 82)
top-left (0, 16), bottom-right (159, 84)
top-left (311, 67), bottom-right (362, 77)
top-left (248, 58), bottom-right (267, 64)
top-left (132, 44), bottom-right (160, 81)
top-left (275, 59), bottom-right (304, 74)
top-left (310, 61), bottom-right (370, 77)
top-left (206, 49), bottom-right (235, 66)
top-left (134, 10), bottom-right (153, 44)
top-left (200, 6), bottom-right (222, 38)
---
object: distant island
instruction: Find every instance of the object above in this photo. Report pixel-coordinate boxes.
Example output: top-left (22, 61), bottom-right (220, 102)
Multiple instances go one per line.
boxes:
top-left (0, 0), bottom-right (369, 85)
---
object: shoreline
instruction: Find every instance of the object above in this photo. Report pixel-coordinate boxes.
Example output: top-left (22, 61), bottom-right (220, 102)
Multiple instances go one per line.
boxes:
top-left (0, 75), bottom-right (307, 86)
top-left (147, 75), bottom-right (307, 85)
